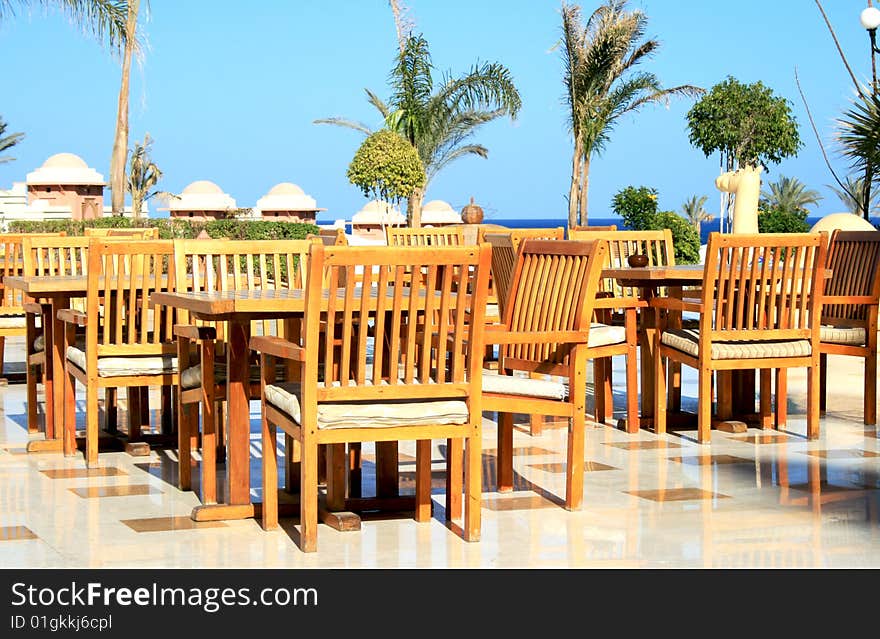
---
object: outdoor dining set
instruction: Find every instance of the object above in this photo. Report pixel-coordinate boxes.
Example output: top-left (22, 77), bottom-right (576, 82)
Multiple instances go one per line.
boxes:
top-left (1, 223), bottom-right (878, 553)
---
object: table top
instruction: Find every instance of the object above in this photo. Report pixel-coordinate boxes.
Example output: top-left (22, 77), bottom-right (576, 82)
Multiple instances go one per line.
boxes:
top-left (601, 264), bottom-right (705, 286)
top-left (4, 275), bottom-right (88, 295)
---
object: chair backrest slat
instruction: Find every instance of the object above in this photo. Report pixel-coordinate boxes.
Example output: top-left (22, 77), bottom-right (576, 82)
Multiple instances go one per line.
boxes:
top-left (386, 227), bottom-right (464, 247)
top-left (0, 232), bottom-right (67, 311)
top-left (822, 230), bottom-right (880, 324)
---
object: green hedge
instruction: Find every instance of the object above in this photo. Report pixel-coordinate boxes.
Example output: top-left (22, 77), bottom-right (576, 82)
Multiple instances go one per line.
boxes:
top-left (7, 218), bottom-right (321, 241)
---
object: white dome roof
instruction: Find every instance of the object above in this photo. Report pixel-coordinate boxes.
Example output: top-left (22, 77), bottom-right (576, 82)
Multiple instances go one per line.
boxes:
top-left (255, 182), bottom-right (321, 213)
top-left (420, 199), bottom-right (462, 224)
top-left (352, 200), bottom-right (405, 225)
top-left (26, 152), bottom-right (104, 186)
top-left (810, 213), bottom-right (878, 234)
top-left (169, 180), bottom-right (236, 211)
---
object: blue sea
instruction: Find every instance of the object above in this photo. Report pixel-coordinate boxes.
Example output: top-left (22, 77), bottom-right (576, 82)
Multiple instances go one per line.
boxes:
top-left (329, 215), bottom-right (880, 245)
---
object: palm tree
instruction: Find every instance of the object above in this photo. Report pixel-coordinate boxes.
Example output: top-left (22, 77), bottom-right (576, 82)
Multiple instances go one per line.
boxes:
top-left (0, 117), bottom-right (24, 164)
top-left (315, 33), bottom-right (521, 227)
top-left (560, 1), bottom-right (703, 228)
top-left (827, 175), bottom-right (880, 218)
top-left (0, 1), bottom-right (127, 46)
top-left (760, 175), bottom-right (822, 214)
top-left (836, 91), bottom-right (880, 221)
top-left (109, 0), bottom-right (141, 216)
top-left (681, 194), bottom-right (713, 237)
top-left (126, 133), bottom-right (162, 219)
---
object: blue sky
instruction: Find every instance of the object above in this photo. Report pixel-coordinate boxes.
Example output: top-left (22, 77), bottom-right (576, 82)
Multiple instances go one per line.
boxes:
top-left (0, 1), bottom-right (874, 223)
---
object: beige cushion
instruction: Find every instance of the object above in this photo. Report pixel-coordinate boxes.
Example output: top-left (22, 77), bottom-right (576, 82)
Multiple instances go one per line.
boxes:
top-left (179, 360), bottom-right (288, 390)
top-left (482, 372), bottom-right (568, 400)
top-left (0, 315), bottom-right (25, 330)
top-left (264, 381), bottom-right (469, 430)
top-left (661, 328), bottom-right (811, 359)
top-left (66, 346), bottom-right (178, 377)
top-left (820, 324), bottom-right (866, 346)
top-left (588, 323), bottom-right (626, 347)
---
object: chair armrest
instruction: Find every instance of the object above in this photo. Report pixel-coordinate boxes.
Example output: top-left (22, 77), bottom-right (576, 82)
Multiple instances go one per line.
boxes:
top-left (23, 302), bottom-right (51, 315)
top-left (173, 324), bottom-right (217, 341)
top-left (593, 296), bottom-right (646, 310)
top-left (484, 329), bottom-right (590, 345)
top-left (57, 308), bottom-right (87, 326)
top-left (250, 335), bottom-right (305, 361)
top-left (650, 297), bottom-right (703, 313)
top-left (822, 295), bottom-right (877, 305)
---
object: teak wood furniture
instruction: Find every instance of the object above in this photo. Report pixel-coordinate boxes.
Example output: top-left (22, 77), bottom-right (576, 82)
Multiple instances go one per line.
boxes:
top-left (653, 232), bottom-right (829, 443)
top-left (250, 242), bottom-right (491, 552)
top-left (480, 238), bottom-right (638, 512)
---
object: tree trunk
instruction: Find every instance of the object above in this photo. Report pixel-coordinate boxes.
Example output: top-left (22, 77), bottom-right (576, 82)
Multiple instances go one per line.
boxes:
top-left (578, 155), bottom-right (591, 227)
top-left (568, 139), bottom-right (582, 229)
top-left (407, 187), bottom-right (424, 228)
top-left (109, 0), bottom-right (139, 217)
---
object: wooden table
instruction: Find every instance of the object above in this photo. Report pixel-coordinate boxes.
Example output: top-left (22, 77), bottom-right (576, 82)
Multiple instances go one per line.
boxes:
top-left (601, 265), bottom-right (704, 433)
top-left (151, 287), bottom-right (433, 524)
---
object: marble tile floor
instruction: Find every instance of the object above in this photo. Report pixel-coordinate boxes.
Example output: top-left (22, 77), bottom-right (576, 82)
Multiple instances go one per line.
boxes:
top-left (1, 336), bottom-right (879, 569)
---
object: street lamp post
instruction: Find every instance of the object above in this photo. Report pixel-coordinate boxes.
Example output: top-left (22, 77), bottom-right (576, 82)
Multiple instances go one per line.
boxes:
top-left (859, 6), bottom-right (880, 219)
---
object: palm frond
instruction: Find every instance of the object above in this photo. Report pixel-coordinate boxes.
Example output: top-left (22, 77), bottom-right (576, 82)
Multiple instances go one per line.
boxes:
top-left (312, 117), bottom-right (374, 136)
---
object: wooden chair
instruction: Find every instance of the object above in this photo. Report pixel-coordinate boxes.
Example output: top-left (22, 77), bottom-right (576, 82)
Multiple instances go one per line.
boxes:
top-left (386, 226), bottom-right (464, 246)
top-left (481, 238), bottom-right (639, 511)
top-left (653, 232), bottom-right (828, 443)
top-left (775, 229), bottom-right (880, 426)
top-left (60, 238), bottom-right (180, 467)
top-left (0, 232), bottom-right (66, 377)
top-left (172, 238), bottom-right (316, 503)
top-left (21, 235), bottom-right (89, 436)
top-left (84, 227), bottom-right (160, 239)
top-left (568, 224), bottom-right (618, 234)
top-left (567, 229), bottom-right (669, 426)
top-left (251, 242), bottom-right (492, 552)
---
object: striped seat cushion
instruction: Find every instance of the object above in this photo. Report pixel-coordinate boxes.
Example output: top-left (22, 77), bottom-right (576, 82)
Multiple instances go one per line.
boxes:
top-left (661, 328), bottom-right (811, 360)
top-left (66, 346), bottom-right (178, 377)
top-left (482, 372), bottom-right (568, 400)
top-left (179, 360), bottom-right (289, 390)
top-left (820, 325), bottom-right (866, 346)
top-left (588, 323), bottom-right (626, 347)
top-left (264, 381), bottom-right (469, 430)
top-left (0, 315), bottom-right (25, 330)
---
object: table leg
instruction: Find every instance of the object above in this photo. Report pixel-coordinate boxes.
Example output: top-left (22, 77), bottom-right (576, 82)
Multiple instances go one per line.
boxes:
top-left (225, 319), bottom-right (251, 506)
top-left (27, 295), bottom-right (70, 454)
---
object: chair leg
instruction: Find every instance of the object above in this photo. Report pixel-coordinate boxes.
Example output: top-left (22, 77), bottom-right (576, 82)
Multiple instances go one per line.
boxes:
top-left (348, 443), bottom-right (362, 499)
top-left (26, 358), bottom-right (39, 434)
top-left (819, 353), bottom-right (827, 415)
top-left (63, 365), bottom-right (77, 458)
top-left (697, 366), bottom-right (712, 443)
top-left (593, 358), bottom-right (606, 424)
top-left (284, 433), bottom-right (299, 494)
top-left (528, 372), bottom-right (544, 435)
top-left (177, 394), bottom-right (194, 491)
top-left (414, 439), bottom-right (432, 522)
top-left (86, 383), bottom-right (100, 468)
top-left (201, 380), bottom-right (217, 506)
top-left (654, 349), bottom-right (667, 437)
top-left (565, 411), bottom-right (585, 511)
top-left (625, 347), bottom-right (639, 434)
top-left (445, 437), bottom-right (462, 521)
top-left (261, 419), bottom-right (278, 531)
top-left (807, 363), bottom-right (820, 441)
top-left (759, 369), bottom-right (773, 430)
top-left (0, 335), bottom-right (6, 377)
top-left (866, 351), bottom-right (877, 426)
top-left (775, 369), bottom-right (788, 428)
top-left (104, 388), bottom-right (118, 434)
top-left (497, 411), bottom-right (514, 492)
top-left (463, 433), bottom-right (481, 542)
top-left (300, 438), bottom-right (319, 553)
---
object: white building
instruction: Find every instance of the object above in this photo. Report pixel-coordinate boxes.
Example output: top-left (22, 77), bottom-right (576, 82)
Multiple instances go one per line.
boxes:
top-left (253, 182), bottom-right (325, 222)
top-left (351, 200), bottom-right (405, 242)
top-left (165, 180), bottom-right (236, 221)
top-left (420, 199), bottom-right (462, 226)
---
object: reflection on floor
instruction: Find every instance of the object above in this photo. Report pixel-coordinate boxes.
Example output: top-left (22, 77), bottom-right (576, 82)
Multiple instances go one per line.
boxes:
top-left (1, 338), bottom-right (879, 568)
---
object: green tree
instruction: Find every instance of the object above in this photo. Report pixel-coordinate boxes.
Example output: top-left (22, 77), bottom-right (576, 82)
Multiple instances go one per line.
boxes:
top-left (757, 207), bottom-right (810, 234)
top-left (827, 175), bottom-right (880, 217)
top-left (680, 194), bottom-right (713, 237)
top-left (836, 91), bottom-right (880, 221)
top-left (0, 0), bottom-right (127, 45)
top-left (347, 129), bottom-right (425, 214)
top-left (611, 185), bottom-right (658, 231)
top-left (559, 1), bottom-right (702, 228)
top-left (126, 133), bottom-right (162, 220)
top-left (687, 76), bottom-right (801, 173)
top-left (687, 76), bottom-right (801, 232)
top-left (0, 117), bottom-right (24, 164)
top-left (653, 210), bottom-right (700, 264)
top-left (759, 175), bottom-right (822, 215)
top-left (316, 33), bottom-right (520, 227)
